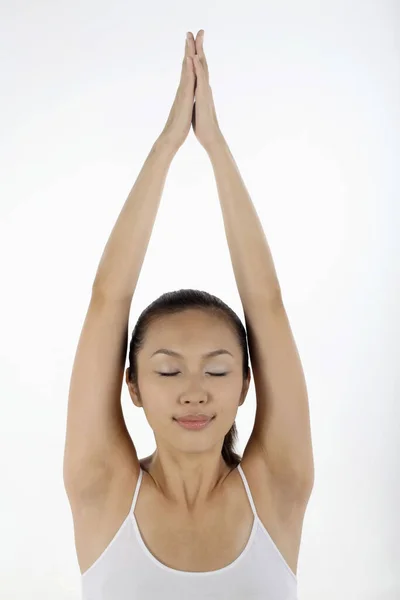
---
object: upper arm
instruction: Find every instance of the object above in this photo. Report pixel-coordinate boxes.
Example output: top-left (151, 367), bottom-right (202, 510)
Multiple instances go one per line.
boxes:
top-left (63, 291), bottom-right (139, 495)
top-left (243, 294), bottom-right (315, 495)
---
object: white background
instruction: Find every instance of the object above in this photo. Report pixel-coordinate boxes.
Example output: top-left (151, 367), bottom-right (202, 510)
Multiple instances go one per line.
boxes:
top-left (1, 1), bottom-right (398, 598)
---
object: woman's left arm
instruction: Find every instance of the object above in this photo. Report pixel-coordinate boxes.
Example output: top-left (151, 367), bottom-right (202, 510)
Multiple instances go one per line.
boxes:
top-left (208, 135), bottom-right (314, 494)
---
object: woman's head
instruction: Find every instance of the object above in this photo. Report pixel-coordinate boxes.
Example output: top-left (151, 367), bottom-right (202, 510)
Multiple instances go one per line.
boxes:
top-left (125, 289), bottom-right (251, 468)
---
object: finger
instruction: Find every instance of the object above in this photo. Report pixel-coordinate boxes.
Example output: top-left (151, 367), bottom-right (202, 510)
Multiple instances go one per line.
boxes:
top-left (186, 31), bottom-right (195, 56)
top-left (195, 30), bottom-right (209, 78)
top-left (185, 31), bottom-right (197, 70)
top-left (195, 30), bottom-right (205, 56)
top-left (195, 32), bottom-right (204, 61)
top-left (182, 33), bottom-right (195, 81)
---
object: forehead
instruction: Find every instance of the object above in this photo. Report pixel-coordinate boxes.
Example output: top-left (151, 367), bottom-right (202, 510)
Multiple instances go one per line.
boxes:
top-left (145, 310), bottom-right (237, 348)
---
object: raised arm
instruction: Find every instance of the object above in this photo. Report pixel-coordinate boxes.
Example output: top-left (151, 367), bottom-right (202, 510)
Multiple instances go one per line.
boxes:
top-left (63, 33), bottom-right (197, 496)
top-left (193, 31), bottom-right (314, 498)
top-left (63, 141), bottom-right (175, 494)
top-left (92, 32), bottom-right (198, 299)
top-left (208, 136), bottom-right (313, 495)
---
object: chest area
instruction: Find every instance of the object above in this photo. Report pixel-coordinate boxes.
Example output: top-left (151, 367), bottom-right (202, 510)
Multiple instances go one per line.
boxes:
top-left (133, 478), bottom-right (255, 572)
top-left (74, 464), bottom-right (301, 578)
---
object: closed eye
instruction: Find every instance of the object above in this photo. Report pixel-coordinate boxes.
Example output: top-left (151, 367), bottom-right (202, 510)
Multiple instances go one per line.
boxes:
top-left (157, 372), bottom-right (228, 377)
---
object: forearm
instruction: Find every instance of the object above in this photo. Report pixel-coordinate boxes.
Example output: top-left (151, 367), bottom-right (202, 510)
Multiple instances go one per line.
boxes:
top-left (92, 138), bottom-right (176, 301)
top-left (207, 136), bottom-right (281, 307)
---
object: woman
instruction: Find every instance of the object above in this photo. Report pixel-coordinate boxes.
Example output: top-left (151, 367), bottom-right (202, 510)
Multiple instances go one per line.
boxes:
top-left (63, 30), bottom-right (314, 599)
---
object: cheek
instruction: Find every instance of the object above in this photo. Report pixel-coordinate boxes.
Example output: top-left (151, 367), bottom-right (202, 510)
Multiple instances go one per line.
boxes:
top-left (139, 381), bottom-right (171, 417)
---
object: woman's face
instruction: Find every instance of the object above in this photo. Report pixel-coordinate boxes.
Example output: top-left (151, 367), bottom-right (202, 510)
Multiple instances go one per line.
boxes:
top-left (128, 309), bottom-right (250, 454)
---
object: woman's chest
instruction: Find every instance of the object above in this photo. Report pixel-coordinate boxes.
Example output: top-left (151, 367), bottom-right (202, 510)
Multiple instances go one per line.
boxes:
top-left (133, 480), bottom-right (254, 572)
top-left (75, 463), bottom-right (301, 578)
top-left (137, 505), bottom-right (253, 571)
top-left (133, 466), bottom-right (300, 576)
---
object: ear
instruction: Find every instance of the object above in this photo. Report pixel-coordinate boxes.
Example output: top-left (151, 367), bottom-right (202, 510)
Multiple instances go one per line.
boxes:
top-left (239, 367), bottom-right (252, 406)
top-left (125, 367), bottom-right (142, 408)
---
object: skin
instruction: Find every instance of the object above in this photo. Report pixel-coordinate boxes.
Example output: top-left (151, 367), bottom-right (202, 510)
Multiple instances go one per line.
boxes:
top-left (125, 309), bottom-right (251, 514)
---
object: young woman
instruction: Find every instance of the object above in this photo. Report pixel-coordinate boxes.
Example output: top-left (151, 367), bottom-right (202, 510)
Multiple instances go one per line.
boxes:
top-left (63, 30), bottom-right (314, 599)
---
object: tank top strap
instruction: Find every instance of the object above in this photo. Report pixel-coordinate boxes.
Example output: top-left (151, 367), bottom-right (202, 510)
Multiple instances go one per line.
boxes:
top-left (129, 466), bottom-right (144, 516)
top-left (237, 463), bottom-right (258, 518)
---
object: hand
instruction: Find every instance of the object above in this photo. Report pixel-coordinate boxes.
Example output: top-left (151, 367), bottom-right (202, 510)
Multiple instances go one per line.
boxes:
top-left (191, 30), bottom-right (223, 153)
top-left (159, 32), bottom-right (197, 152)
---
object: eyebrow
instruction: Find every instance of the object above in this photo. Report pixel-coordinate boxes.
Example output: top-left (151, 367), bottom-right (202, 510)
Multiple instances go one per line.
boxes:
top-left (150, 348), bottom-right (234, 359)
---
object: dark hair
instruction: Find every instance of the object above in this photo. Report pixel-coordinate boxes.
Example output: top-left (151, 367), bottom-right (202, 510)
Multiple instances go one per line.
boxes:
top-left (127, 289), bottom-right (250, 468)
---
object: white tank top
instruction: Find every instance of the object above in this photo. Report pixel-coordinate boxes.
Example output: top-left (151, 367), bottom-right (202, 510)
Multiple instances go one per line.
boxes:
top-left (81, 463), bottom-right (298, 599)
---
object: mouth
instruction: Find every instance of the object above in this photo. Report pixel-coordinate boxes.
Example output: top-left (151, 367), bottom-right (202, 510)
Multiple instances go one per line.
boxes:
top-left (173, 416), bottom-right (215, 430)
top-left (174, 415), bottom-right (214, 422)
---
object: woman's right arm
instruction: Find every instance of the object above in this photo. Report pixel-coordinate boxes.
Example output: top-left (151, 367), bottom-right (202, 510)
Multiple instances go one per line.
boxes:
top-left (63, 137), bottom-right (176, 497)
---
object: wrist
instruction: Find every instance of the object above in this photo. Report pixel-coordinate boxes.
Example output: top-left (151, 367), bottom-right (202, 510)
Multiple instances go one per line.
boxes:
top-left (205, 132), bottom-right (228, 158)
top-left (153, 134), bottom-right (179, 160)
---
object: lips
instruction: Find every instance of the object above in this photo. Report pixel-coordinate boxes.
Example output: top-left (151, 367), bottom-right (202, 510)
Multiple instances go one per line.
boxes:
top-left (175, 415), bottom-right (213, 423)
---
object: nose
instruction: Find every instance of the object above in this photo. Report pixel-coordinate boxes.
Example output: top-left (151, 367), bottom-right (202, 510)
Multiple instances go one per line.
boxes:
top-left (180, 384), bottom-right (208, 404)
top-left (182, 392), bottom-right (207, 404)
